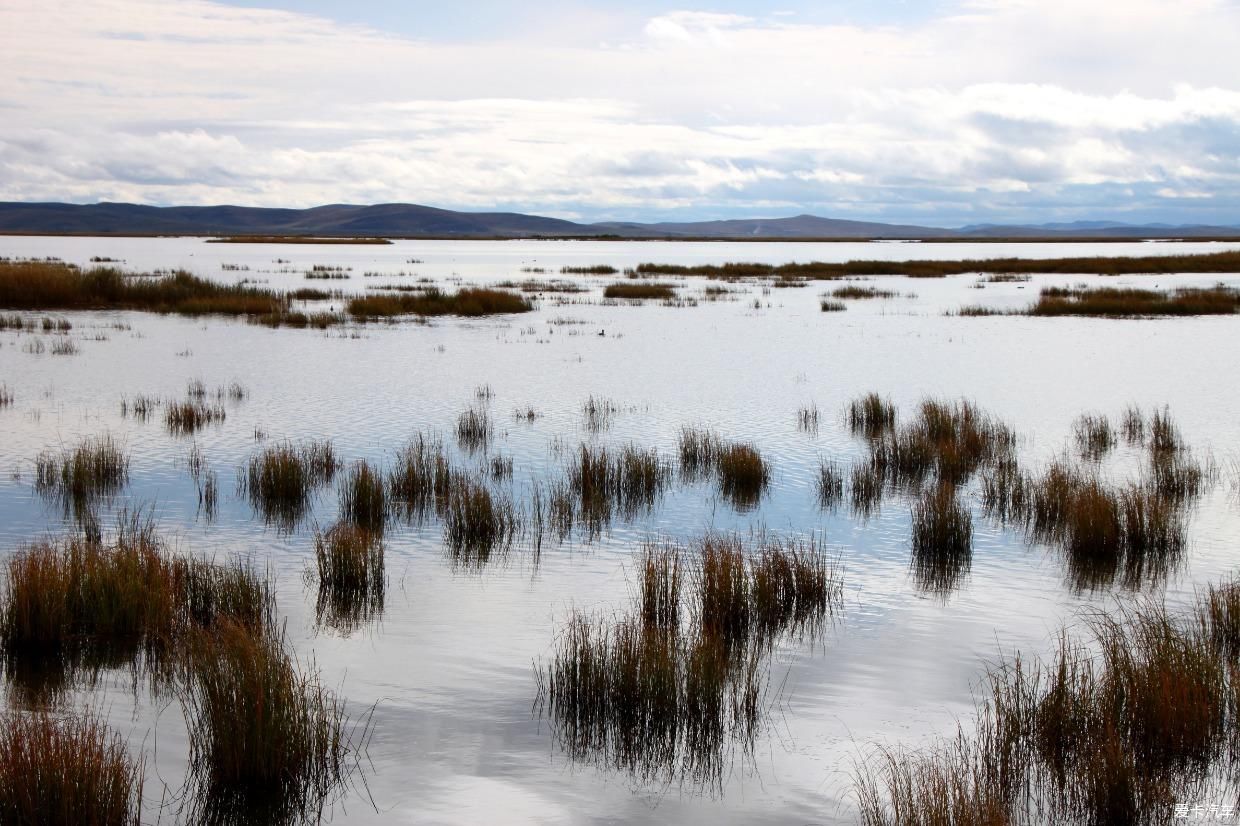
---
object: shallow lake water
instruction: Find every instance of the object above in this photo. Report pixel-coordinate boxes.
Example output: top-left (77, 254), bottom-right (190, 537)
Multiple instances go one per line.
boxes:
top-left (1, 236), bottom-right (1239, 824)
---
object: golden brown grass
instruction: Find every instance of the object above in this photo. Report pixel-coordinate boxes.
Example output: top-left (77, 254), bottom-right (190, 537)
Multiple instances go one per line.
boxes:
top-left (1029, 285), bottom-right (1240, 316)
top-left (181, 620), bottom-right (361, 823)
top-left (312, 524), bottom-right (385, 633)
top-left (0, 518), bottom-right (273, 693)
top-left (338, 461), bottom-right (387, 533)
top-left (34, 435), bottom-right (129, 516)
top-left (347, 287), bottom-right (532, 319)
top-left (0, 711), bottom-right (143, 825)
top-left (241, 440), bottom-right (339, 530)
top-left (603, 283), bottom-right (675, 300)
top-left (855, 580), bottom-right (1240, 825)
top-left (910, 482), bottom-right (974, 594)
top-left (635, 250), bottom-right (1240, 279)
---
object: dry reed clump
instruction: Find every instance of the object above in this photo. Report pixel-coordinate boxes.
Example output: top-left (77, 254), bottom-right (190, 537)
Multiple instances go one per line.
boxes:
top-left (854, 581), bottom-right (1240, 825)
top-left (1072, 413), bottom-right (1115, 460)
top-left (165, 400), bottom-right (226, 436)
top-left (387, 434), bottom-right (453, 522)
top-left (637, 543), bottom-right (683, 632)
top-left (831, 285), bottom-right (899, 299)
top-left (676, 428), bottom-right (770, 510)
top-left (346, 286), bottom-right (532, 319)
top-left (241, 440), bottom-right (339, 530)
top-left (180, 620), bottom-right (363, 824)
top-left (581, 395), bottom-right (619, 432)
top-left (797, 404), bottom-right (820, 433)
top-left (820, 299), bottom-right (847, 312)
top-left (312, 524), bottom-right (385, 633)
top-left (602, 282), bottom-right (675, 300)
top-left (455, 406), bottom-right (492, 452)
top-left (1029, 284), bottom-right (1240, 317)
top-left (0, 711), bottom-right (144, 825)
top-left (538, 533), bottom-right (841, 785)
top-left (561, 265), bottom-right (618, 275)
top-left (1121, 404), bottom-right (1146, 445)
top-left (816, 461), bottom-right (844, 510)
top-left (859, 399), bottom-right (1016, 498)
top-left (34, 434), bottom-right (129, 516)
top-left (441, 476), bottom-right (520, 565)
top-left (566, 444), bottom-right (671, 535)
top-left (982, 459), bottom-right (1187, 591)
top-left (0, 383), bottom-right (12, 408)
top-left (0, 518), bottom-right (274, 694)
top-left (338, 460), bottom-right (387, 533)
top-left (846, 393), bottom-right (897, 439)
top-left (910, 482), bottom-right (974, 595)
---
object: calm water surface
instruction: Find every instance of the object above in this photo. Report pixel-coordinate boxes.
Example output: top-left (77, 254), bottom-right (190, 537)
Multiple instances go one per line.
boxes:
top-left (1, 237), bottom-right (1239, 823)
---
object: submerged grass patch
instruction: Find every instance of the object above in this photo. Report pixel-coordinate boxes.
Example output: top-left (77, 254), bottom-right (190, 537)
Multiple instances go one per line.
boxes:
top-left (566, 444), bottom-right (671, 536)
top-left (387, 433), bottom-right (453, 522)
top-left (676, 427), bottom-right (769, 509)
top-left (0, 711), bottom-right (144, 825)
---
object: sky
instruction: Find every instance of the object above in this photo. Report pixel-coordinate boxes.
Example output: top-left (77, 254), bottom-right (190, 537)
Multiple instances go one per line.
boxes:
top-left (2, 0), bottom-right (1239, 226)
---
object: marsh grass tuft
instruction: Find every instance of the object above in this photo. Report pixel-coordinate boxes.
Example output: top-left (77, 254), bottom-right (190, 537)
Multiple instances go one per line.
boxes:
top-left (338, 461), bottom-right (387, 533)
top-left (442, 476), bottom-right (520, 565)
top-left (910, 482), bottom-right (974, 594)
top-left (816, 461), bottom-right (844, 510)
top-left (387, 434), bottom-right (453, 522)
top-left (566, 444), bottom-right (671, 535)
top-left (456, 406), bottom-right (492, 452)
top-left (0, 519), bottom-right (273, 694)
top-left (34, 434), bottom-right (129, 517)
top-left (347, 287), bottom-right (532, 319)
top-left (181, 620), bottom-right (363, 824)
top-left (602, 283), bottom-right (675, 300)
top-left (0, 711), bottom-right (144, 825)
top-left (165, 400), bottom-right (226, 436)
top-left (676, 428), bottom-right (769, 509)
top-left (1029, 284), bottom-right (1240, 316)
top-left (312, 524), bottom-right (385, 633)
top-left (855, 581), bottom-right (1240, 825)
top-left (540, 532), bottom-right (840, 785)
top-left (846, 393), bottom-right (897, 439)
top-left (1073, 413), bottom-right (1115, 460)
top-left (241, 440), bottom-right (339, 530)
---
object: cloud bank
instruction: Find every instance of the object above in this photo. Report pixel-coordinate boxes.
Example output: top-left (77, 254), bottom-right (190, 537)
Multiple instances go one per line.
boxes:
top-left (2, 0), bottom-right (1239, 224)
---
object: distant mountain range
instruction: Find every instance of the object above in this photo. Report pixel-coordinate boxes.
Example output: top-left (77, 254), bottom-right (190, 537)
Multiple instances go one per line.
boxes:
top-left (0, 202), bottom-right (1237, 240)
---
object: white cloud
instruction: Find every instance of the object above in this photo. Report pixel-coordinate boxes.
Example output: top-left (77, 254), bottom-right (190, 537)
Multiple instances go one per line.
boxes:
top-left (2, 0), bottom-right (1240, 224)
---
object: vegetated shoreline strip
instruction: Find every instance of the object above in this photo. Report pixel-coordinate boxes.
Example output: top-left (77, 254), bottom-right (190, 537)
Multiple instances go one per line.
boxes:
top-left (631, 249), bottom-right (1240, 278)
top-left (206, 236), bottom-right (392, 245)
top-left (954, 284), bottom-right (1240, 317)
top-left (0, 260), bottom-right (532, 326)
